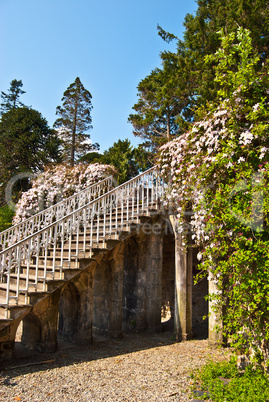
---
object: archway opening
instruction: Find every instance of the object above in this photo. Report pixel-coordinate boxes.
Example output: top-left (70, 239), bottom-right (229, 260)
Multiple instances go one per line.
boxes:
top-left (14, 311), bottom-right (42, 357)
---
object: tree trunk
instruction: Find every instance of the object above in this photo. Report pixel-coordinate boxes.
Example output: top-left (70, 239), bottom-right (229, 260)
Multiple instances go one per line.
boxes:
top-left (166, 107), bottom-right (171, 140)
top-left (71, 101), bottom-right (78, 166)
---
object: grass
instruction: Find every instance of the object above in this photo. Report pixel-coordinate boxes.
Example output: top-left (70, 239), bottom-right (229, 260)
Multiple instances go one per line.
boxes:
top-left (191, 357), bottom-right (269, 401)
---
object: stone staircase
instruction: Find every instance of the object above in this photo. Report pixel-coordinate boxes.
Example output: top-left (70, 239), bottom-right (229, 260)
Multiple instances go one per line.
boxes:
top-left (0, 175), bottom-right (114, 250)
top-left (0, 167), bottom-right (165, 359)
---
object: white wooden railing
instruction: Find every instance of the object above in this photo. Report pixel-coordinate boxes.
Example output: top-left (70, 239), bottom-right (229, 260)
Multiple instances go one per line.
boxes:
top-left (0, 167), bottom-right (165, 317)
top-left (0, 176), bottom-right (114, 251)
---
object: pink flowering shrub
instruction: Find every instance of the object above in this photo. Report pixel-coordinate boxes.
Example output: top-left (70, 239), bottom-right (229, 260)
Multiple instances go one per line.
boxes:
top-left (158, 28), bottom-right (269, 369)
top-left (13, 163), bottom-right (117, 224)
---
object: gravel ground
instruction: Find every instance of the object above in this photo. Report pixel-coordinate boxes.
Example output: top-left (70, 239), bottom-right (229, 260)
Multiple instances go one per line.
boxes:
top-left (0, 332), bottom-right (230, 401)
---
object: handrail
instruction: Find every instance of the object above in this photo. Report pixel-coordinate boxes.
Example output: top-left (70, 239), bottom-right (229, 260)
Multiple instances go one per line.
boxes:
top-left (0, 175), bottom-right (114, 251)
top-left (0, 166), bottom-right (165, 317)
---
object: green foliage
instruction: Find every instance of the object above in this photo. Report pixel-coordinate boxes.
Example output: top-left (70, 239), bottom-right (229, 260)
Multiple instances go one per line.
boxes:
top-left (78, 142), bottom-right (152, 183)
top-left (130, 0), bottom-right (269, 153)
top-left (192, 358), bottom-right (269, 401)
top-left (158, 28), bottom-right (269, 368)
top-left (0, 107), bottom-right (61, 202)
top-left (157, 24), bottom-right (178, 43)
top-left (0, 107), bottom-right (61, 173)
top-left (102, 139), bottom-right (139, 184)
top-left (133, 145), bottom-right (153, 171)
top-left (0, 205), bottom-right (14, 232)
top-left (196, 29), bottom-right (269, 362)
top-left (182, 0), bottom-right (269, 112)
top-left (1, 79), bottom-right (25, 115)
top-left (54, 77), bottom-right (98, 166)
top-left (78, 152), bottom-right (103, 164)
top-left (128, 61), bottom-right (188, 154)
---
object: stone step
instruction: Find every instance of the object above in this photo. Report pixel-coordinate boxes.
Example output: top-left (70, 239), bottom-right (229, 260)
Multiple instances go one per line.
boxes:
top-left (9, 273), bottom-right (48, 291)
top-left (0, 304), bottom-right (32, 323)
top-left (12, 256), bottom-right (80, 273)
top-left (0, 306), bottom-right (12, 320)
top-left (77, 222), bottom-right (140, 236)
top-left (8, 271), bottom-right (80, 288)
top-left (0, 264), bottom-right (86, 308)
top-left (18, 266), bottom-right (84, 282)
top-left (91, 247), bottom-right (112, 256)
top-left (0, 283), bottom-right (32, 304)
top-left (86, 213), bottom-right (144, 223)
top-left (15, 265), bottom-right (62, 280)
top-left (34, 256), bottom-right (80, 269)
top-left (53, 238), bottom-right (120, 256)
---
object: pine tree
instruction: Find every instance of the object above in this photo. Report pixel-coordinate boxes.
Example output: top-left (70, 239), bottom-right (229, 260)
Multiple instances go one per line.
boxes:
top-left (130, 0), bottom-right (269, 153)
top-left (1, 79), bottom-right (25, 114)
top-left (128, 62), bottom-right (188, 154)
top-left (54, 77), bottom-right (98, 166)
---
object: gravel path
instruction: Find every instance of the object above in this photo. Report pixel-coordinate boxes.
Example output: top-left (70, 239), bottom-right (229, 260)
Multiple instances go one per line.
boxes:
top-left (0, 332), bottom-right (230, 401)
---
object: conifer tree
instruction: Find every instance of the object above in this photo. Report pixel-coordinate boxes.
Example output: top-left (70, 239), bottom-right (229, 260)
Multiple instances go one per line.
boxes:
top-left (1, 79), bottom-right (25, 115)
top-left (130, 0), bottom-right (269, 153)
top-left (128, 65), bottom-right (185, 154)
top-left (0, 107), bottom-right (61, 202)
top-left (54, 77), bottom-right (98, 166)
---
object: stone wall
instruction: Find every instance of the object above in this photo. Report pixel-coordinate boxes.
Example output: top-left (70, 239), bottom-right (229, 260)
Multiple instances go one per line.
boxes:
top-left (1, 214), bottom-right (212, 360)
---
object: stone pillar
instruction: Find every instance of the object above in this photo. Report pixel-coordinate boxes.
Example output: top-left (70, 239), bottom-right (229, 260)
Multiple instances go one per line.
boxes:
top-left (146, 223), bottom-right (163, 333)
top-left (208, 272), bottom-right (223, 344)
top-left (135, 218), bottom-right (164, 333)
top-left (30, 288), bottom-right (62, 353)
top-left (122, 237), bottom-right (140, 332)
top-left (136, 234), bottom-right (148, 332)
top-left (92, 243), bottom-right (124, 338)
top-left (170, 216), bottom-right (192, 341)
top-left (73, 265), bottom-right (95, 344)
top-left (92, 259), bottom-right (112, 336)
top-left (109, 243), bottom-right (124, 338)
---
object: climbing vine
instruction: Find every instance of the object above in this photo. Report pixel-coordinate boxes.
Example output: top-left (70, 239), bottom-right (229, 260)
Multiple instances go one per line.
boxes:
top-left (158, 28), bottom-right (269, 369)
top-left (13, 163), bottom-right (117, 224)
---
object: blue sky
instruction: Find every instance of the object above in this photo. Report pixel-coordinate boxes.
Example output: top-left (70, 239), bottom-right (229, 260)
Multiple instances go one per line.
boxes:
top-left (1, 0), bottom-right (197, 152)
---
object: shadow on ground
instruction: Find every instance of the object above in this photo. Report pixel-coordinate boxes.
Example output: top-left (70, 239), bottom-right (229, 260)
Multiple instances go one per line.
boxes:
top-left (1, 330), bottom-right (183, 379)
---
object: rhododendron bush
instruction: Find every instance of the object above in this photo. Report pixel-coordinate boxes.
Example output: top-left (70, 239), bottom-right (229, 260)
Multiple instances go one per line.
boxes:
top-left (158, 28), bottom-right (269, 369)
top-left (13, 163), bottom-right (117, 224)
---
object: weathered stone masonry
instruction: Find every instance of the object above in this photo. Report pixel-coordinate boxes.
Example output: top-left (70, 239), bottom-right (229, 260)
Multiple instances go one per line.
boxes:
top-left (0, 212), bottom-right (213, 360)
